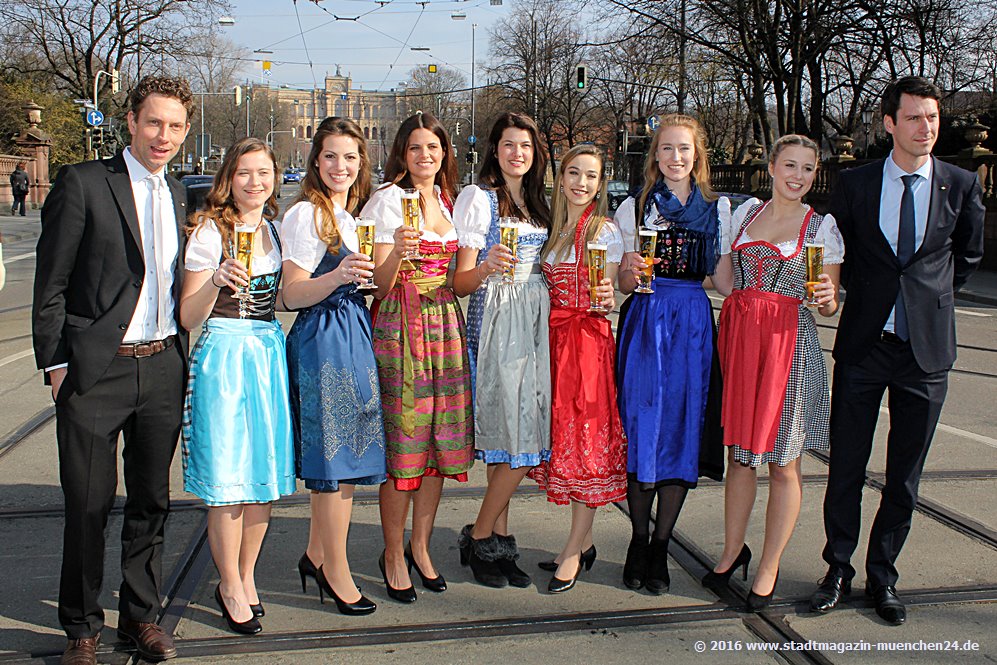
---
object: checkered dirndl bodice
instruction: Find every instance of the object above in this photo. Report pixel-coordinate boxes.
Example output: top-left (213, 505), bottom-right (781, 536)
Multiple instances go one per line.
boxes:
top-left (729, 201), bottom-right (823, 298)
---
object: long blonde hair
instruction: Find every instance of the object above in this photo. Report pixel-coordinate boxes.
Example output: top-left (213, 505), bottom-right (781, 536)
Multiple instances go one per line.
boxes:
top-left (297, 117), bottom-right (371, 252)
top-left (546, 144), bottom-right (609, 265)
top-left (637, 114), bottom-right (716, 219)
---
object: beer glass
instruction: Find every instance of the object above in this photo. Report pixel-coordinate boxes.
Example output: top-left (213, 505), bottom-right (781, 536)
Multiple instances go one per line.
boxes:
top-left (498, 217), bottom-right (519, 283)
top-left (804, 242), bottom-right (824, 306)
top-left (355, 218), bottom-right (376, 290)
top-left (587, 242), bottom-right (608, 312)
top-left (400, 188), bottom-right (422, 260)
top-left (635, 229), bottom-right (657, 294)
top-left (233, 224), bottom-right (255, 316)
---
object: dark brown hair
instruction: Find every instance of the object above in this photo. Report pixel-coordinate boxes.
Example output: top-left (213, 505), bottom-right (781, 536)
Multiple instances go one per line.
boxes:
top-left (381, 112), bottom-right (457, 209)
top-left (478, 112), bottom-right (551, 230)
top-left (188, 137), bottom-right (278, 257)
top-left (297, 116), bottom-right (371, 252)
top-left (128, 75), bottom-right (195, 119)
top-left (880, 76), bottom-right (942, 123)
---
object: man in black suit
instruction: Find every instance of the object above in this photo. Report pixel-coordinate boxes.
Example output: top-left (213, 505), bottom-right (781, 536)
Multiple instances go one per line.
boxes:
top-left (32, 76), bottom-right (194, 664)
top-left (810, 77), bottom-right (984, 625)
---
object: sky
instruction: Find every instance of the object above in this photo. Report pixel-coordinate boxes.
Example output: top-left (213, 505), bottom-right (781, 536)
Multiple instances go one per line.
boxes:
top-left (219, 0), bottom-right (511, 92)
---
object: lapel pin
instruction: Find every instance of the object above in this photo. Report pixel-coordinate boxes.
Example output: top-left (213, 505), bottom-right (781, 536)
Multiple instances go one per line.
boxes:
top-left (939, 185), bottom-right (947, 190)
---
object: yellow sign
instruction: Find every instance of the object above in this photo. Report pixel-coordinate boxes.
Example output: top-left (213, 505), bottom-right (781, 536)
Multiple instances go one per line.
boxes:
top-left (428, 64), bottom-right (437, 73)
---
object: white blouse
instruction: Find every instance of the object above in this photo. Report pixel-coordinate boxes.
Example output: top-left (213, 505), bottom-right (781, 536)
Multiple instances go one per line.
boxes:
top-left (452, 184), bottom-right (547, 250)
top-left (614, 194), bottom-right (733, 254)
top-left (544, 219), bottom-right (625, 265)
top-left (722, 198), bottom-right (845, 263)
top-left (360, 183), bottom-right (455, 244)
top-left (280, 200), bottom-right (359, 274)
top-left (185, 219), bottom-right (281, 275)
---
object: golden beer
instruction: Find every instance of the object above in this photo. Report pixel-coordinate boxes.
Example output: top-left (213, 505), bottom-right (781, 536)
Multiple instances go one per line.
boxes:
top-left (635, 229), bottom-right (657, 294)
top-left (233, 224), bottom-right (256, 315)
top-left (587, 242), bottom-right (608, 311)
top-left (355, 218), bottom-right (376, 290)
top-left (400, 188), bottom-right (422, 260)
top-left (498, 218), bottom-right (519, 283)
top-left (804, 243), bottom-right (824, 306)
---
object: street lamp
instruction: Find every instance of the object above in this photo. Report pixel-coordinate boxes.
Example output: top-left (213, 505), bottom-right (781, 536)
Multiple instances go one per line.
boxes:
top-left (861, 107), bottom-right (874, 158)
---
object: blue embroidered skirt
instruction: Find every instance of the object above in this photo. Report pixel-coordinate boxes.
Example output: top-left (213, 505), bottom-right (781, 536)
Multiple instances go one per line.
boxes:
top-left (182, 318), bottom-right (296, 505)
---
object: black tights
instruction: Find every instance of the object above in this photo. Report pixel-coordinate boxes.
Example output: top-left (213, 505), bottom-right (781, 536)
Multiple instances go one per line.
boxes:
top-left (626, 480), bottom-right (689, 544)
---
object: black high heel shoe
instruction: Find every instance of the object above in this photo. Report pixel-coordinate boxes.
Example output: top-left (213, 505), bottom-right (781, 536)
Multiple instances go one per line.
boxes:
top-left (745, 570), bottom-right (779, 613)
top-left (316, 565), bottom-right (377, 615)
top-left (379, 550), bottom-right (417, 603)
top-left (405, 542), bottom-right (446, 592)
top-left (249, 603), bottom-right (265, 618)
top-left (702, 544), bottom-right (752, 591)
top-left (538, 545), bottom-right (596, 573)
top-left (297, 552), bottom-right (319, 594)
top-left (214, 585), bottom-right (262, 635)
top-left (548, 548), bottom-right (596, 594)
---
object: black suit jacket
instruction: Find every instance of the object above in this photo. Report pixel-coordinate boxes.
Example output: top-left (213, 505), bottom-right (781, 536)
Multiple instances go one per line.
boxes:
top-left (32, 153), bottom-right (189, 394)
top-left (830, 157), bottom-right (984, 374)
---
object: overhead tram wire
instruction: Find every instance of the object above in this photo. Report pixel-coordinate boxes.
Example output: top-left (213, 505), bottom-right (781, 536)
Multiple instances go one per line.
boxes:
top-left (292, 0), bottom-right (319, 90)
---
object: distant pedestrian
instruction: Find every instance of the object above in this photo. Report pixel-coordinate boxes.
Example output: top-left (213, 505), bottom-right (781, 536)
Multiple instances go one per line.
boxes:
top-left (32, 75), bottom-right (193, 665)
top-left (9, 161), bottom-right (29, 216)
top-left (809, 76), bottom-right (984, 626)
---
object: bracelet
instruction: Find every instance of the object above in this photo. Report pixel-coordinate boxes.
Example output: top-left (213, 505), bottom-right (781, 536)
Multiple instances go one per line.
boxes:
top-left (476, 263), bottom-right (490, 282)
top-left (210, 270), bottom-right (223, 288)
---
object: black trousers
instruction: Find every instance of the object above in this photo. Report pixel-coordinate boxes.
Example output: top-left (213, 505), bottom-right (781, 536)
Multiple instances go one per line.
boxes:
top-left (821, 338), bottom-right (948, 588)
top-left (12, 193), bottom-right (26, 215)
top-left (56, 344), bottom-right (185, 638)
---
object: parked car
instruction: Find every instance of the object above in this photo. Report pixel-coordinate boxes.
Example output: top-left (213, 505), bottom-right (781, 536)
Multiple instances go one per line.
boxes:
top-left (180, 174), bottom-right (214, 212)
top-left (283, 168), bottom-right (303, 184)
top-left (606, 180), bottom-right (630, 211)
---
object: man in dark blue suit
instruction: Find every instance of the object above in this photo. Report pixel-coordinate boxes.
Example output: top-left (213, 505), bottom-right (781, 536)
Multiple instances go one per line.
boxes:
top-left (809, 77), bottom-right (984, 625)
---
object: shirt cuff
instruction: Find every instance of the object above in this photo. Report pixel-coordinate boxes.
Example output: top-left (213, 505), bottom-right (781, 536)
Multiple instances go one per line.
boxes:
top-left (45, 363), bottom-right (68, 373)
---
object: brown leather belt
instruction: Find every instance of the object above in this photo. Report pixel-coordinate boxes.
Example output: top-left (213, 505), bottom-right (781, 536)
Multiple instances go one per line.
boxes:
top-left (116, 336), bottom-right (176, 358)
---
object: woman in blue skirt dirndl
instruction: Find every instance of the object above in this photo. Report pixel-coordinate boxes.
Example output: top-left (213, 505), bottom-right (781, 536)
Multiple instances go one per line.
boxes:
top-left (281, 117), bottom-right (385, 616)
top-left (180, 138), bottom-right (295, 634)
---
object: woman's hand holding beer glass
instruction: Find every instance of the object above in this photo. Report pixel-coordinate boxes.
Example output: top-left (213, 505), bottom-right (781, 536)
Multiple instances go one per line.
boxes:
top-left (479, 241), bottom-right (516, 282)
top-left (390, 224), bottom-right (421, 260)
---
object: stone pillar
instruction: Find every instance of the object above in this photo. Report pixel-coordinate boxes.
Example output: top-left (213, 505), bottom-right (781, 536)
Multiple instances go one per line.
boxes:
top-left (14, 101), bottom-right (52, 208)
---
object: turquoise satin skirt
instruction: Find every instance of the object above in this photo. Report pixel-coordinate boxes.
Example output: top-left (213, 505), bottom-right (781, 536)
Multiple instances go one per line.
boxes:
top-left (182, 318), bottom-right (296, 505)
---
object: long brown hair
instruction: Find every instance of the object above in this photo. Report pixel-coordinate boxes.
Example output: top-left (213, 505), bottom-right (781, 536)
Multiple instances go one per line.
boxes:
top-left (546, 144), bottom-right (609, 265)
top-left (637, 113), bottom-right (716, 219)
top-left (478, 112), bottom-right (551, 229)
top-left (297, 116), bottom-right (371, 252)
top-left (380, 112), bottom-right (457, 210)
top-left (188, 137), bottom-right (277, 257)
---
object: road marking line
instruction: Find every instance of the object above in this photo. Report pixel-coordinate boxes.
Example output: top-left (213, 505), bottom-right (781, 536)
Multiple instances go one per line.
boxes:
top-left (0, 348), bottom-right (34, 368)
top-left (955, 308), bottom-right (991, 318)
top-left (5, 252), bottom-right (35, 263)
top-left (878, 406), bottom-right (997, 449)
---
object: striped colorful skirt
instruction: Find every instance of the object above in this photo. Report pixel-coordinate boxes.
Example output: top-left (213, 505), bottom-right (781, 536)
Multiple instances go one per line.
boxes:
top-left (372, 282), bottom-right (474, 490)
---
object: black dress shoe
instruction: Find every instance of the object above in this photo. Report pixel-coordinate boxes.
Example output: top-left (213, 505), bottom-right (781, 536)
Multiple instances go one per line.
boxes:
top-left (405, 542), bottom-right (446, 592)
top-left (548, 559), bottom-right (582, 594)
top-left (745, 571), bottom-right (779, 613)
top-left (866, 584), bottom-right (906, 625)
top-left (645, 538), bottom-right (671, 595)
top-left (214, 585), bottom-right (262, 635)
top-left (249, 603), bottom-right (264, 618)
top-left (316, 566), bottom-right (377, 615)
top-left (539, 545), bottom-right (596, 573)
top-left (702, 544), bottom-right (752, 591)
top-left (809, 568), bottom-right (852, 613)
top-left (297, 552), bottom-right (319, 594)
top-left (379, 550), bottom-right (417, 603)
top-left (623, 537), bottom-right (649, 590)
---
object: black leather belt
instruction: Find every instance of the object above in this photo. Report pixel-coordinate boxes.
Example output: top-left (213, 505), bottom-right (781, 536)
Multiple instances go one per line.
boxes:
top-left (117, 336), bottom-right (176, 357)
top-left (880, 331), bottom-right (905, 344)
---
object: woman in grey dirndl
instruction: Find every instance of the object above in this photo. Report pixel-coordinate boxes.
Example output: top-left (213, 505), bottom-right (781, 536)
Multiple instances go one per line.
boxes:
top-left (452, 112), bottom-right (551, 588)
top-left (180, 138), bottom-right (295, 634)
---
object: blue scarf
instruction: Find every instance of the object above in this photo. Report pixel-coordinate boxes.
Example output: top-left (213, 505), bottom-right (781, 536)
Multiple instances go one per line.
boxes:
top-left (639, 178), bottom-right (721, 275)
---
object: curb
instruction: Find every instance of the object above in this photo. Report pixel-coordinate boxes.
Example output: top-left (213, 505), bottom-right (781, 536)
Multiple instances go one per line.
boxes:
top-left (955, 290), bottom-right (997, 308)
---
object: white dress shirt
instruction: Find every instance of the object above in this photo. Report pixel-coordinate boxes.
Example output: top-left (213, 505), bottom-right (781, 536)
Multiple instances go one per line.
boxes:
top-left (879, 152), bottom-right (932, 332)
top-left (121, 147), bottom-right (179, 342)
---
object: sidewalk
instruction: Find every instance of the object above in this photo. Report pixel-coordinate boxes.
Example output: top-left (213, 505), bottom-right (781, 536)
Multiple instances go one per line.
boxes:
top-left (0, 207), bottom-right (40, 244)
top-left (958, 269), bottom-right (997, 307)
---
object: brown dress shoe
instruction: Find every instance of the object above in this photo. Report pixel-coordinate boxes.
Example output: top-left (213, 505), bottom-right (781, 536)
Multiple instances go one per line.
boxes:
top-left (117, 619), bottom-right (177, 661)
top-left (61, 635), bottom-right (98, 665)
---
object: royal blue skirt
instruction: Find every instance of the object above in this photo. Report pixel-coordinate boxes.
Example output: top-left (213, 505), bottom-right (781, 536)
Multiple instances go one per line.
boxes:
top-left (182, 318), bottom-right (296, 506)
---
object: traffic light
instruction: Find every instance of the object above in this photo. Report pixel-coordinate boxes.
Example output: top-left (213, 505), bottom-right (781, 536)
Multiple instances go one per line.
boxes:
top-left (575, 64), bottom-right (588, 90)
top-left (110, 69), bottom-right (120, 94)
top-left (455, 121), bottom-right (461, 136)
top-left (428, 64), bottom-right (438, 73)
top-left (466, 150), bottom-right (478, 165)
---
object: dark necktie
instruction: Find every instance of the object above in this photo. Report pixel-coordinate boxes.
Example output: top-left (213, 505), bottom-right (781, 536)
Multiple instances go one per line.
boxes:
top-left (894, 174), bottom-right (917, 341)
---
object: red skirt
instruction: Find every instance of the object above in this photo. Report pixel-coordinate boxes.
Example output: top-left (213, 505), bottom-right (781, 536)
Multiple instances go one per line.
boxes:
top-left (718, 289), bottom-right (799, 456)
top-left (530, 307), bottom-right (627, 507)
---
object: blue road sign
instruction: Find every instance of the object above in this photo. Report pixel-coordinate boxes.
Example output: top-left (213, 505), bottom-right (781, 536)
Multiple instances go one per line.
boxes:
top-left (647, 115), bottom-right (660, 131)
top-left (86, 109), bottom-right (105, 127)
top-left (468, 135), bottom-right (476, 145)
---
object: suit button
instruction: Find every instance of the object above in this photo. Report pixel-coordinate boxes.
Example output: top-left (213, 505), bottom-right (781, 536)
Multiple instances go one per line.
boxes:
top-left (119, 324), bottom-right (127, 330)
top-left (133, 280), bottom-right (142, 288)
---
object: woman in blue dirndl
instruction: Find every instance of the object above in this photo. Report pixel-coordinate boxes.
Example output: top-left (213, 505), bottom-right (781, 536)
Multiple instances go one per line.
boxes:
top-left (615, 114), bottom-right (729, 595)
top-left (281, 117), bottom-right (384, 616)
top-left (180, 138), bottom-right (295, 634)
